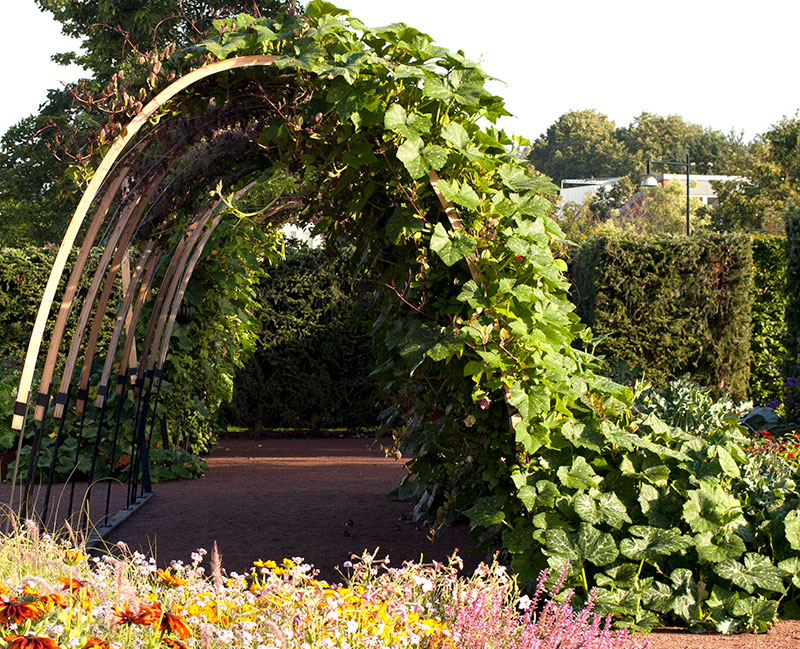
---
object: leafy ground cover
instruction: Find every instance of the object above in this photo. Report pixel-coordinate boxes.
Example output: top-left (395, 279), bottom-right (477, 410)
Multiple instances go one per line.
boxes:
top-left (0, 519), bottom-right (648, 649)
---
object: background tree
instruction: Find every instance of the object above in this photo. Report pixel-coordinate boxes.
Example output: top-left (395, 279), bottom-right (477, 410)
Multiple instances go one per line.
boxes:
top-left (0, 0), bottom-right (294, 246)
top-left (712, 114), bottom-right (800, 234)
top-left (526, 109), bottom-right (634, 185)
top-left (618, 111), bottom-right (745, 175)
top-left (35, 0), bottom-right (295, 82)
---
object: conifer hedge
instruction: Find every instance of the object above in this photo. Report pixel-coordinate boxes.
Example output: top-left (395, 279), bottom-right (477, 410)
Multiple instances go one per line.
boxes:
top-left (225, 244), bottom-right (378, 430)
top-left (786, 206), bottom-right (800, 369)
top-left (750, 235), bottom-right (788, 404)
top-left (570, 232), bottom-right (753, 400)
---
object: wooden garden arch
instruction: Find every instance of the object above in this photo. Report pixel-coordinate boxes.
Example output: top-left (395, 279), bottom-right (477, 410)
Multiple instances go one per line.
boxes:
top-left (9, 50), bottom-right (519, 522)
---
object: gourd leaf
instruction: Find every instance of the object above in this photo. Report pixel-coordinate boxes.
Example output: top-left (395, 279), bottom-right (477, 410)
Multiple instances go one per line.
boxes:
top-left (784, 509), bottom-right (800, 550)
top-left (545, 523), bottom-right (618, 567)
top-left (619, 525), bottom-right (691, 561)
top-left (464, 495), bottom-right (506, 528)
top-left (694, 531), bottom-right (746, 563)
top-left (714, 553), bottom-right (787, 594)
top-left (557, 455), bottom-right (601, 491)
top-left (429, 223), bottom-right (476, 266)
top-left (683, 482), bottom-right (743, 534)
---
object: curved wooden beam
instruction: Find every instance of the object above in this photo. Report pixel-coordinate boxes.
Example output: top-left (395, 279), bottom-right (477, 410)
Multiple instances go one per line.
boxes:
top-left (156, 214), bottom-right (225, 373)
top-left (119, 251), bottom-right (139, 371)
top-left (154, 182), bottom-right (258, 375)
top-left (13, 54), bottom-right (279, 430)
top-left (113, 250), bottom-right (161, 398)
top-left (31, 166), bottom-right (131, 422)
top-left (95, 243), bottom-right (159, 408)
top-left (137, 204), bottom-right (217, 393)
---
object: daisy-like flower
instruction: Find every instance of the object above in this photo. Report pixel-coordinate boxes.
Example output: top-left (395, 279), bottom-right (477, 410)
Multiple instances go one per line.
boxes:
top-left (4, 635), bottom-right (60, 649)
top-left (153, 613), bottom-right (192, 639)
top-left (57, 578), bottom-right (87, 594)
top-left (63, 551), bottom-right (85, 567)
top-left (160, 638), bottom-right (188, 649)
top-left (0, 600), bottom-right (44, 625)
top-left (156, 570), bottom-right (187, 588)
top-left (112, 604), bottom-right (158, 626)
top-left (81, 638), bottom-right (118, 649)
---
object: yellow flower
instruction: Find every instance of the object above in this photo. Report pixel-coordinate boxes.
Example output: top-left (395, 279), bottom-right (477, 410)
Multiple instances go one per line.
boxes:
top-left (63, 550), bottom-right (85, 566)
top-left (157, 570), bottom-right (188, 588)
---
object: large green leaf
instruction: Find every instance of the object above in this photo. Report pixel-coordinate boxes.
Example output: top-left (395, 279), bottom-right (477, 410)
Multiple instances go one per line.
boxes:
top-left (429, 223), bottom-right (476, 266)
top-left (504, 522), bottom-right (535, 554)
top-left (619, 525), bottom-right (691, 561)
top-left (499, 163), bottom-right (537, 192)
top-left (714, 553), bottom-right (788, 594)
top-left (694, 531), bottom-right (746, 563)
top-left (396, 140), bottom-right (428, 178)
top-left (436, 178), bottom-right (481, 211)
top-left (557, 455), bottom-right (602, 491)
top-left (545, 523), bottom-right (618, 567)
top-left (683, 482), bottom-right (743, 534)
top-left (785, 509), bottom-right (800, 550)
top-left (667, 569), bottom-right (700, 622)
top-left (441, 122), bottom-right (470, 150)
top-left (464, 495), bottom-right (506, 528)
top-left (573, 490), bottom-right (631, 529)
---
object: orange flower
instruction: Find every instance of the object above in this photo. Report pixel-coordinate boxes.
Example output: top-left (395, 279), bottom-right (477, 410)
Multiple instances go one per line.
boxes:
top-left (81, 638), bottom-right (117, 649)
top-left (22, 588), bottom-right (67, 612)
top-left (58, 577), bottom-right (87, 594)
top-left (160, 638), bottom-right (188, 649)
top-left (156, 570), bottom-right (187, 588)
top-left (0, 600), bottom-right (44, 624)
top-left (112, 603), bottom-right (158, 626)
top-left (153, 613), bottom-right (192, 639)
top-left (3, 636), bottom-right (60, 649)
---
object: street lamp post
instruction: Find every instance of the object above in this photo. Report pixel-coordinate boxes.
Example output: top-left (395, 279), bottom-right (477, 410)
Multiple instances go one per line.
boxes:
top-left (641, 153), bottom-right (692, 235)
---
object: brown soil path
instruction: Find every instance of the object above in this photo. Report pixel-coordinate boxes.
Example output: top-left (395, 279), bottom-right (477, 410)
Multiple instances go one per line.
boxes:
top-left (105, 436), bottom-right (479, 580)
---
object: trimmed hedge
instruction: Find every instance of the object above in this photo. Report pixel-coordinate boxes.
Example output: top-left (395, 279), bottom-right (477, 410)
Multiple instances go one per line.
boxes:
top-left (570, 232), bottom-right (753, 400)
top-left (225, 244), bottom-right (379, 430)
top-left (0, 245), bottom-right (121, 362)
top-left (750, 235), bottom-right (788, 404)
top-left (787, 205), bottom-right (800, 368)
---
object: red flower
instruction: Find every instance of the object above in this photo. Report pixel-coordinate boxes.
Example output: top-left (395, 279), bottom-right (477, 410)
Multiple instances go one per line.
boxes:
top-left (112, 603), bottom-right (158, 626)
top-left (81, 639), bottom-right (116, 649)
top-left (153, 613), bottom-right (192, 639)
top-left (161, 638), bottom-right (188, 649)
top-left (58, 577), bottom-right (87, 594)
top-left (0, 600), bottom-right (44, 624)
top-left (4, 636), bottom-right (60, 649)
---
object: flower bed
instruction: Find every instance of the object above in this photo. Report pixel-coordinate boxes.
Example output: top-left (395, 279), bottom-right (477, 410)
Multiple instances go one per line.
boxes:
top-left (0, 520), bottom-right (647, 649)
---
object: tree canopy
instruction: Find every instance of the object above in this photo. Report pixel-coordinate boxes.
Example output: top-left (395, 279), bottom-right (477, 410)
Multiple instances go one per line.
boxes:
top-left (526, 109), bottom-right (746, 186)
top-left (712, 114), bottom-right (800, 234)
top-left (0, 1), bottom-right (295, 247)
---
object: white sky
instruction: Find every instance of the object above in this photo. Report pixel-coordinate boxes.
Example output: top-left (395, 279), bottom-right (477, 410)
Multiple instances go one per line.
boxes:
top-left (1, 0), bottom-right (799, 143)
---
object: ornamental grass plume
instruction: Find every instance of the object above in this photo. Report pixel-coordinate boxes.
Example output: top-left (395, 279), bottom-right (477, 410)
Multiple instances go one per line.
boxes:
top-left (210, 542), bottom-right (223, 593)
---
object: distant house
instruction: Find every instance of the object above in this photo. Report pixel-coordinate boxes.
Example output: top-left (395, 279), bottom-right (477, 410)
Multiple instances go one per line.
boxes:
top-left (560, 173), bottom-right (743, 212)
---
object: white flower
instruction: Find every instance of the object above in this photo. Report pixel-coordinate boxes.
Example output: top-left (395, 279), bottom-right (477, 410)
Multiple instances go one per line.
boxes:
top-left (518, 595), bottom-right (532, 610)
top-left (413, 575), bottom-right (434, 593)
top-left (346, 620), bottom-right (359, 634)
